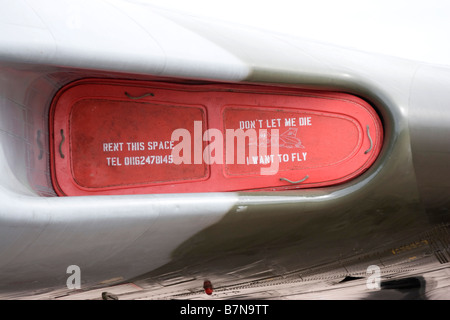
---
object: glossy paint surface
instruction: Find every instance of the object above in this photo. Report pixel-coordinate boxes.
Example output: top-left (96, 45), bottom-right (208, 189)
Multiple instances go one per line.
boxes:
top-left (0, 0), bottom-right (448, 300)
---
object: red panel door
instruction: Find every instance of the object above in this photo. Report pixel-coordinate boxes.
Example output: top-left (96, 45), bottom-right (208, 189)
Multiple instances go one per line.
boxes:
top-left (50, 79), bottom-right (383, 196)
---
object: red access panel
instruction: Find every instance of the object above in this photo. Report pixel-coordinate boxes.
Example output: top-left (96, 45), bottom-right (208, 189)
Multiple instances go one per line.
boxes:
top-left (49, 79), bottom-right (383, 196)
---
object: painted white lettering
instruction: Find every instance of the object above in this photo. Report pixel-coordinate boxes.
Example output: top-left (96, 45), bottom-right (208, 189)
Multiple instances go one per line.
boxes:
top-left (103, 142), bottom-right (123, 152)
top-left (298, 116), bottom-right (312, 126)
top-left (127, 142), bottom-right (144, 151)
top-left (285, 118), bottom-right (296, 127)
top-left (106, 157), bottom-right (121, 166)
top-left (148, 141), bottom-right (175, 150)
top-left (239, 120), bottom-right (256, 129)
top-left (266, 118), bottom-right (281, 128)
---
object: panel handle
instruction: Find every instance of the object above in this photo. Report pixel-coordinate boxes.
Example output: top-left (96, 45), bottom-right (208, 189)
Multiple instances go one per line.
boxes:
top-left (125, 92), bottom-right (154, 99)
top-left (279, 175), bottom-right (309, 184)
top-left (364, 125), bottom-right (373, 154)
top-left (59, 129), bottom-right (65, 159)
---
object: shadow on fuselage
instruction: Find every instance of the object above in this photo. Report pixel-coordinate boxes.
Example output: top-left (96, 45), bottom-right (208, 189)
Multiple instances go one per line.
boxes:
top-left (364, 277), bottom-right (426, 300)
